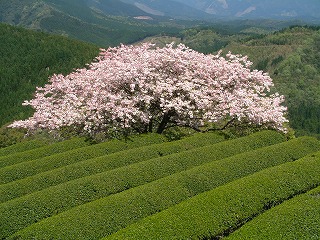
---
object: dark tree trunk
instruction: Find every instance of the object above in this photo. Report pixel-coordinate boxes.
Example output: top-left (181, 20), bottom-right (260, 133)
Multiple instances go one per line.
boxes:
top-left (157, 112), bottom-right (172, 134)
top-left (148, 119), bottom-right (153, 133)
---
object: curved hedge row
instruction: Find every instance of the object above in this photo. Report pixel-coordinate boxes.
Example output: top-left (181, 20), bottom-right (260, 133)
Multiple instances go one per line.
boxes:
top-left (0, 130), bottom-right (285, 239)
top-left (0, 139), bottom-right (47, 157)
top-left (6, 135), bottom-right (316, 240)
top-left (0, 137), bottom-right (89, 169)
top-left (226, 185), bottom-right (320, 240)
top-left (0, 133), bottom-right (167, 184)
top-left (104, 152), bottom-right (320, 240)
top-left (0, 132), bottom-right (224, 202)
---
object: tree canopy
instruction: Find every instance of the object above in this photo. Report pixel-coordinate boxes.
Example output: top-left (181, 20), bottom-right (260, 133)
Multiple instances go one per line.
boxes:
top-left (9, 43), bottom-right (288, 136)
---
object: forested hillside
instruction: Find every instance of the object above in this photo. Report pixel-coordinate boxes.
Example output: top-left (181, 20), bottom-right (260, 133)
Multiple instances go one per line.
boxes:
top-left (0, 0), bottom-right (182, 46)
top-left (224, 26), bottom-right (320, 138)
top-left (0, 23), bottom-right (99, 127)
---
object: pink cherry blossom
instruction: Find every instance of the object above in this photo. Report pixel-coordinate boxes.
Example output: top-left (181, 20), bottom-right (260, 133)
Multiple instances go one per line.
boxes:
top-left (9, 43), bottom-right (288, 135)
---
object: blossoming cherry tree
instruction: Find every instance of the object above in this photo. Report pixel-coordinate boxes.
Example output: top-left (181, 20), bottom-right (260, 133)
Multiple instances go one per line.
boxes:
top-left (10, 43), bottom-right (288, 135)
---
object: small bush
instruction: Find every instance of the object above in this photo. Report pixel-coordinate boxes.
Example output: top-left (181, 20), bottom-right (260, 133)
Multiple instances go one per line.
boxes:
top-left (0, 125), bottom-right (27, 148)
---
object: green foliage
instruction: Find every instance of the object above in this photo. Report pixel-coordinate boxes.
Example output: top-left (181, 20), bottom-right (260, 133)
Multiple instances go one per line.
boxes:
top-left (273, 31), bottom-right (320, 138)
top-left (0, 139), bottom-right (46, 157)
top-left (0, 133), bottom-right (166, 184)
top-left (106, 152), bottom-right (320, 240)
top-left (0, 132), bottom-right (223, 203)
top-left (0, 123), bottom-right (68, 149)
top-left (0, 133), bottom-right (226, 239)
top-left (0, 138), bottom-right (89, 169)
top-left (1, 131), bottom-right (286, 239)
top-left (226, 185), bottom-right (320, 239)
top-left (0, 23), bottom-right (99, 127)
top-left (255, 58), bottom-right (269, 71)
top-left (162, 126), bottom-right (199, 141)
top-left (0, 124), bottom-right (27, 148)
top-left (181, 28), bottom-right (230, 54)
top-left (271, 55), bottom-right (284, 66)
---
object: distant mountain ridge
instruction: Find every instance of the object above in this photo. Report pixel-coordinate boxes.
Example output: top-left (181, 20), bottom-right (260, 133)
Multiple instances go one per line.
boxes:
top-left (177, 0), bottom-right (320, 20)
top-left (0, 0), bottom-right (183, 46)
top-left (121, 0), bottom-right (320, 21)
top-left (1, 1), bottom-right (319, 27)
top-left (0, 0), bottom-right (319, 46)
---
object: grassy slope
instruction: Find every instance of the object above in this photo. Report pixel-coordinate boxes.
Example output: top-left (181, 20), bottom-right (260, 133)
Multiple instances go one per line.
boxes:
top-left (0, 138), bottom-right (89, 169)
top-left (0, 139), bottom-right (47, 157)
top-left (11, 136), bottom-right (320, 240)
top-left (0, 134), bottom-right (166, 184)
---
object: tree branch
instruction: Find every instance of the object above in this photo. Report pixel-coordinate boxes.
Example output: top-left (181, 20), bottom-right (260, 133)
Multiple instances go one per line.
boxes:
top-left (205, 118), bottom-right (236, 132)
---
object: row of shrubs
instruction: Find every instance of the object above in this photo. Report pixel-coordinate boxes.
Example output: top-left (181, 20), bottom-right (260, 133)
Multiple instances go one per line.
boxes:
top-left (0, 130), bottom-right (285, 239)
top-left (104, 151), bottom-right (320, 240)
top-left (0, 139), bottom-right (47, 157)
top-left (5, 135), bottom-right (317, 239)
top-left (226, 185), bottom-right (320, 239)
top-left (0, 137), bottom-right (89, 169)
top-left (0, 133), bottom-right (168, 184)
top-left (0, 132), bottom-right (224, 202)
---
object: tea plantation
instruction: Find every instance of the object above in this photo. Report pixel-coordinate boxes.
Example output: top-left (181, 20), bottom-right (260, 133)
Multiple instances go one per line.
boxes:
top-left (1, 130), bottom-right (319, 239)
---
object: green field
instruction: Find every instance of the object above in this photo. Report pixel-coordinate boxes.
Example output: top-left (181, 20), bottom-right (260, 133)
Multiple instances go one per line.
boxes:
top-left (1, 130), bottom-right (319, 239)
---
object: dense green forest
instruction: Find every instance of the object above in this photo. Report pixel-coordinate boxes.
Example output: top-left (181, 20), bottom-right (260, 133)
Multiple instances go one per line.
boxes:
top-left (1, 23), bottom-right (320, 147)
top-left (0, 23), bottom-right (99, 127)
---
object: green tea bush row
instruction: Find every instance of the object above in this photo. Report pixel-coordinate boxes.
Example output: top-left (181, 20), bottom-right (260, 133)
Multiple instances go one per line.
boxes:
top-left (0, 137), bottom-right (89, 169)
top-left (104, 152), bottom-right (320, 240)
top-left (5, 133), bottom-right (310, 239)
top-left (0, 132), bottom-right (224, 202)
top-left (226, 185), bottom-right (320, 240)
top-left (0, 133), bottom-right (167, 184)
top-left (0, 139), bottom-right (47, 157)
top-left (0, 130), bottom-right (284, 238)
